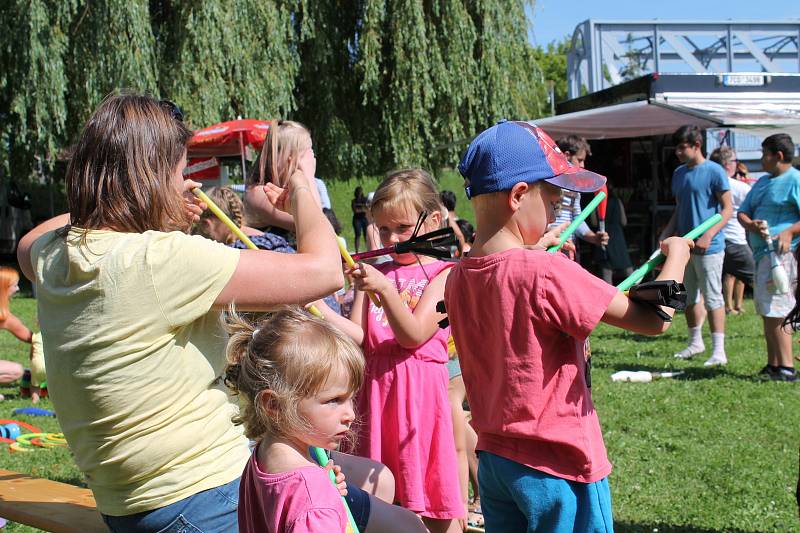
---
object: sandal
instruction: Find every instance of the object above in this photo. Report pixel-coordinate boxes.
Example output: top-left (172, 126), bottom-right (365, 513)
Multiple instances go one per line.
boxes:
top-left (467, 506), bottom-right (484, 528)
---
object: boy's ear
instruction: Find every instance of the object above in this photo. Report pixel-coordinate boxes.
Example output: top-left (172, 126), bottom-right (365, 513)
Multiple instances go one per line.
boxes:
top-left (508, 182), bottom-right (530, 212)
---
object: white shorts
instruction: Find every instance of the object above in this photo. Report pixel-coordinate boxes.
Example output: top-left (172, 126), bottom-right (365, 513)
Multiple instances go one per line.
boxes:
top-left (754, 253), bottom-right (797, 318)
top-left (684, 252), bottom-right (725, 310)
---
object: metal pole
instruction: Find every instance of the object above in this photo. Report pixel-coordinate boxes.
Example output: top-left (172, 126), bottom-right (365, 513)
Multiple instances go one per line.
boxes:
top-left (239, 131), bottom-right (247, 181)
top-left (726, 25), bottom-right (733, 71)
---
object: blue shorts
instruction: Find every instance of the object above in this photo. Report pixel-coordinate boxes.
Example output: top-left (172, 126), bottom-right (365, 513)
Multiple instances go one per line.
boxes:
top-left (478, 451), bottom-right (614, 533)
top-left (102, 477), bottom-right (372, 533)
top-left (102, 477), bottom-right (240, 533)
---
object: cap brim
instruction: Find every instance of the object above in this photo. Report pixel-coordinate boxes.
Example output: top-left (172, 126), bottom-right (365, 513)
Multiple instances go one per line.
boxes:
top-left (544, 168), bottom-right (606, 193)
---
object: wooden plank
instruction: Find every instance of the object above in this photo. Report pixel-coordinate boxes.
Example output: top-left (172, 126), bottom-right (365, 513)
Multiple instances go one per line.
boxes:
top-left (0, 470), bottom-right (106, 533)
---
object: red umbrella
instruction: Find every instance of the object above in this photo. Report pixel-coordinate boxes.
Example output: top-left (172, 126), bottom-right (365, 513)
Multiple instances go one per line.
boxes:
top-left (187, 119), bottom-right (270, 179)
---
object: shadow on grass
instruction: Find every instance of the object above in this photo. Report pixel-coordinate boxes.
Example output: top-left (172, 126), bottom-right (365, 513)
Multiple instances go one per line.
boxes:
top-left (616, 522), bottom-right (756, 533)
top-left (592, 361), bottom-right (763, 382)
top-left (597, 331), bottom-right (663, 342)
top-left (52, 475), bottom-right (89, 488)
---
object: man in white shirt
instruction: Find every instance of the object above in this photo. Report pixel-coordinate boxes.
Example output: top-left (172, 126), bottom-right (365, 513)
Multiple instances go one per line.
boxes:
top-left (710, 147), bottom-right (754, 315)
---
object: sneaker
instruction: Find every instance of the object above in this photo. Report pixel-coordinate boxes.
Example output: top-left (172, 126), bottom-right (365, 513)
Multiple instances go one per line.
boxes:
top-left (769, 368), bottom-right (798, 382)
top-left (758, 365), bottom-right (778, 378)
top-left (703, 355), bottom-right (727, 367)
top-left (674, 346), bottom-right (705, 360)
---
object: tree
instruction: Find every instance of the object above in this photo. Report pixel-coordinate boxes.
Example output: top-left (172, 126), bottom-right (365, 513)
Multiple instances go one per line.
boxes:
top-left (1, 0), bottom-right (548, 185)
top-left (67, 1), bottom-right (159, 137)
top-left (0, 0), bottom-right (76, 179)
top-left (313, 0), bottom-right (544, 175)
top-left (155, 0), bottom-right (300, 128)
top-left (293, 0), bottom-right (370, 178)
top-left (531, 37), bottom-right (570, 113)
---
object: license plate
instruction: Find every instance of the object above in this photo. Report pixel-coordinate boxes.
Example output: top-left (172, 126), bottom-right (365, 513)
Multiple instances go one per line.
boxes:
top-left (722, 74), bottom-right (765, 87)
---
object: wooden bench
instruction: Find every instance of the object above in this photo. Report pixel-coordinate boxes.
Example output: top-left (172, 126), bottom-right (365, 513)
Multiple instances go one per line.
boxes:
top-left (0, 469), bottom-right (106, 533)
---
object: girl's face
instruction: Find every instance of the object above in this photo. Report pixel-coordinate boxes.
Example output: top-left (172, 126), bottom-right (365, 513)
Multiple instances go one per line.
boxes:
top-left (295, 368), bottom-right (355, 451)
top-left (8, 283), bottom-right (19, 297)
top-left (519, 182), bottom-right (562, 244)
top-left (296, 140), bottom-right (316, 181)
top-left (373, 204), bottom-right (440, 265)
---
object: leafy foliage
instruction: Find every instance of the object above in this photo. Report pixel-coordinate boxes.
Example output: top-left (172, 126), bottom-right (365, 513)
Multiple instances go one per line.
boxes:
top-left (1, 0), bottom-right (545, 184)
top-left (531, 37), bottom-right (570, 110)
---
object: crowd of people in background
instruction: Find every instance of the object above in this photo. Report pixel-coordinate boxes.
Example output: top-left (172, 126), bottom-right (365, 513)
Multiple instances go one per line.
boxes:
top-left (3, 92), bottom-right (799, 533)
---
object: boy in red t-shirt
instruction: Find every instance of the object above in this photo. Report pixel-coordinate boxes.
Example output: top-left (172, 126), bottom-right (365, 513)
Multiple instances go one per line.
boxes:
top-left (444, 120), bottom-right (693, 532)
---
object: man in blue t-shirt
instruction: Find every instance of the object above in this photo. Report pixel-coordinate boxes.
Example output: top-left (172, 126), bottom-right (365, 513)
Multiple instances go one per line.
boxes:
top-left (659, 125), bottom-right (732, 367)
top-left (738, 133), bottom-right (800, 382)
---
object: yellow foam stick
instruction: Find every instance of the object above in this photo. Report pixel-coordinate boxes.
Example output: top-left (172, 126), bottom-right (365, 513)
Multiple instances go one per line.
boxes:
top-left (192, 188), bottom-right (324, 318)
top-left (338, 239), bottom-right (382, 308)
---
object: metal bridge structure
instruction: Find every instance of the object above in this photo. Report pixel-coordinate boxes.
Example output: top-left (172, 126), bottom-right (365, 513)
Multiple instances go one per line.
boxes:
top-left (567, 20), bottom-right (800, 99)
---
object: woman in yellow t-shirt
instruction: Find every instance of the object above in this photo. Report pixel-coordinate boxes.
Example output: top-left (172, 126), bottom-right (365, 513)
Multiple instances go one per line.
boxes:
top-left (15, 94), bottom-right (357, 532)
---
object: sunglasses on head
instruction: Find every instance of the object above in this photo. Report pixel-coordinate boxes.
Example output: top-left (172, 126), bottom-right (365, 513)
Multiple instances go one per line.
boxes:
top-left (159, 99), bottom-right (184, 122)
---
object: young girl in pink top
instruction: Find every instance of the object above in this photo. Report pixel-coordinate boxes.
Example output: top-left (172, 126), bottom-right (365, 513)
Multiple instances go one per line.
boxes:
top-left (324, 169), bottom-right (464, 533)
top-left (225, 306), bottom-right (426, 533)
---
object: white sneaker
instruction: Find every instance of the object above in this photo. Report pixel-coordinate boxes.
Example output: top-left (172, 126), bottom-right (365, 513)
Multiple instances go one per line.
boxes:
top-left (674, 346), bottom-right (705, 360)
top-left (703, 355), bottom-right (727, 367)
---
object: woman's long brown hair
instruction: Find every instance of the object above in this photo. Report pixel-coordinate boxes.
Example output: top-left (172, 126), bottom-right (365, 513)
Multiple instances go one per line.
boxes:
top-left (66, 92), bottom-right (193, 233)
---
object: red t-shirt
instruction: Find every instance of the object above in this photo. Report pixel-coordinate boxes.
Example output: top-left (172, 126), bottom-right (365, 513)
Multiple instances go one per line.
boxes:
top-left (444, 248), bottom-right (617, 483)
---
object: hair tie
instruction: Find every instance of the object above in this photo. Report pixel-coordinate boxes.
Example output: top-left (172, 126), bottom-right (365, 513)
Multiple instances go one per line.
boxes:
top-left (252, 328), bottom-right (261, 339)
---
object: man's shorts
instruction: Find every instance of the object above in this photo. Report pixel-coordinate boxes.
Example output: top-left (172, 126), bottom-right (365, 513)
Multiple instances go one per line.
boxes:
top-left (684, 252), bottom-right (725, 310)
top-left (722, 241), bottom-right (755, 285)
top-left (754, 253), bottom-right (798, 318)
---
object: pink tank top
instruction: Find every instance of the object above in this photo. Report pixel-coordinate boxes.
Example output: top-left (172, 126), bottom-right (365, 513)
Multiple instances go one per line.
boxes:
top-left (364, 260), bottom-right (452, 363)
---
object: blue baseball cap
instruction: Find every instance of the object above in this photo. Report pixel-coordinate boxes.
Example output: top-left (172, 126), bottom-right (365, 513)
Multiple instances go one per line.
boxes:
top-left (458, 120), bottom-right (606, 199)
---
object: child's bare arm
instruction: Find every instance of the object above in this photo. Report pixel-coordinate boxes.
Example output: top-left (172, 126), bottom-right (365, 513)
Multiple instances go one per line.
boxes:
top-left (602, 237), bottom-right (693, 335)
top-left (314, 299), bottom-right (365, 345)
top-left (17, 213), bottom-right (71, 282)
top-left (350, 263), bottom-right (450, 349)
top-left (3, 314), bottom-right (33, 343)
top-left (349, 289), bottom-right (365, 329)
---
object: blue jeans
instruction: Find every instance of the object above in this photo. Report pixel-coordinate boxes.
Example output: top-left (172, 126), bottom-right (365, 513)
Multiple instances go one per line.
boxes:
top-left (102, 478), bottom-right (239, 533)
top-left (478, 452), bottom-right (613, 533)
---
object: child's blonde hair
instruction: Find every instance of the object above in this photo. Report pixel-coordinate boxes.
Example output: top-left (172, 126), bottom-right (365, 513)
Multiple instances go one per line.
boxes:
top-left (370, 169), bottom-right (443, 225)
top-left (248, 120), bottom-right (311, 187)
top-left (0, 267), bottom-right (19, 321)
top-left (223, 306), bottom-right (365, 441)
top-left (195, 186), bottom-right (244, 243)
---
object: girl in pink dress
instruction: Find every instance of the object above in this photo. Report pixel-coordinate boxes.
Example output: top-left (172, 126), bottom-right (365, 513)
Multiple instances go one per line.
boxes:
top-left (323, 169), bottom-right (464, 533)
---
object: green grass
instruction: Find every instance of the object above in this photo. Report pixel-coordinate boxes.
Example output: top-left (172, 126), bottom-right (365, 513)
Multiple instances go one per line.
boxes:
top-left (0, 298), bottom-right (83, 533)
top-left (1, 296), bottom-right (799, 531)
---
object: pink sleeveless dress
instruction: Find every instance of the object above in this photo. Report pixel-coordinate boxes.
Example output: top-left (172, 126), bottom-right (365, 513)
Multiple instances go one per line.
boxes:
top-left (356, 260), bottom-right (463, 519)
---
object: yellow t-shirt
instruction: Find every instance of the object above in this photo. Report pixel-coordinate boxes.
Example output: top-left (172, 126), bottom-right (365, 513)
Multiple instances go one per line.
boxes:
top-left (31, 228), bottom-right (249, 515)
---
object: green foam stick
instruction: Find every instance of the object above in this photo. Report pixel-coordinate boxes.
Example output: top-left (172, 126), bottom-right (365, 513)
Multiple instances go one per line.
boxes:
top-left (547, 191), bottom-right (607, 253)
top-left (616, 213), bottom-right (723, 291)
top-left (312, 446), bottom-right (360, 533)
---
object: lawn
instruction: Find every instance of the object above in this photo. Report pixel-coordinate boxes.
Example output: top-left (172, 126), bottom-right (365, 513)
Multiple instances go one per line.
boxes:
top-left (1, 173), bottom-right (798, 531)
